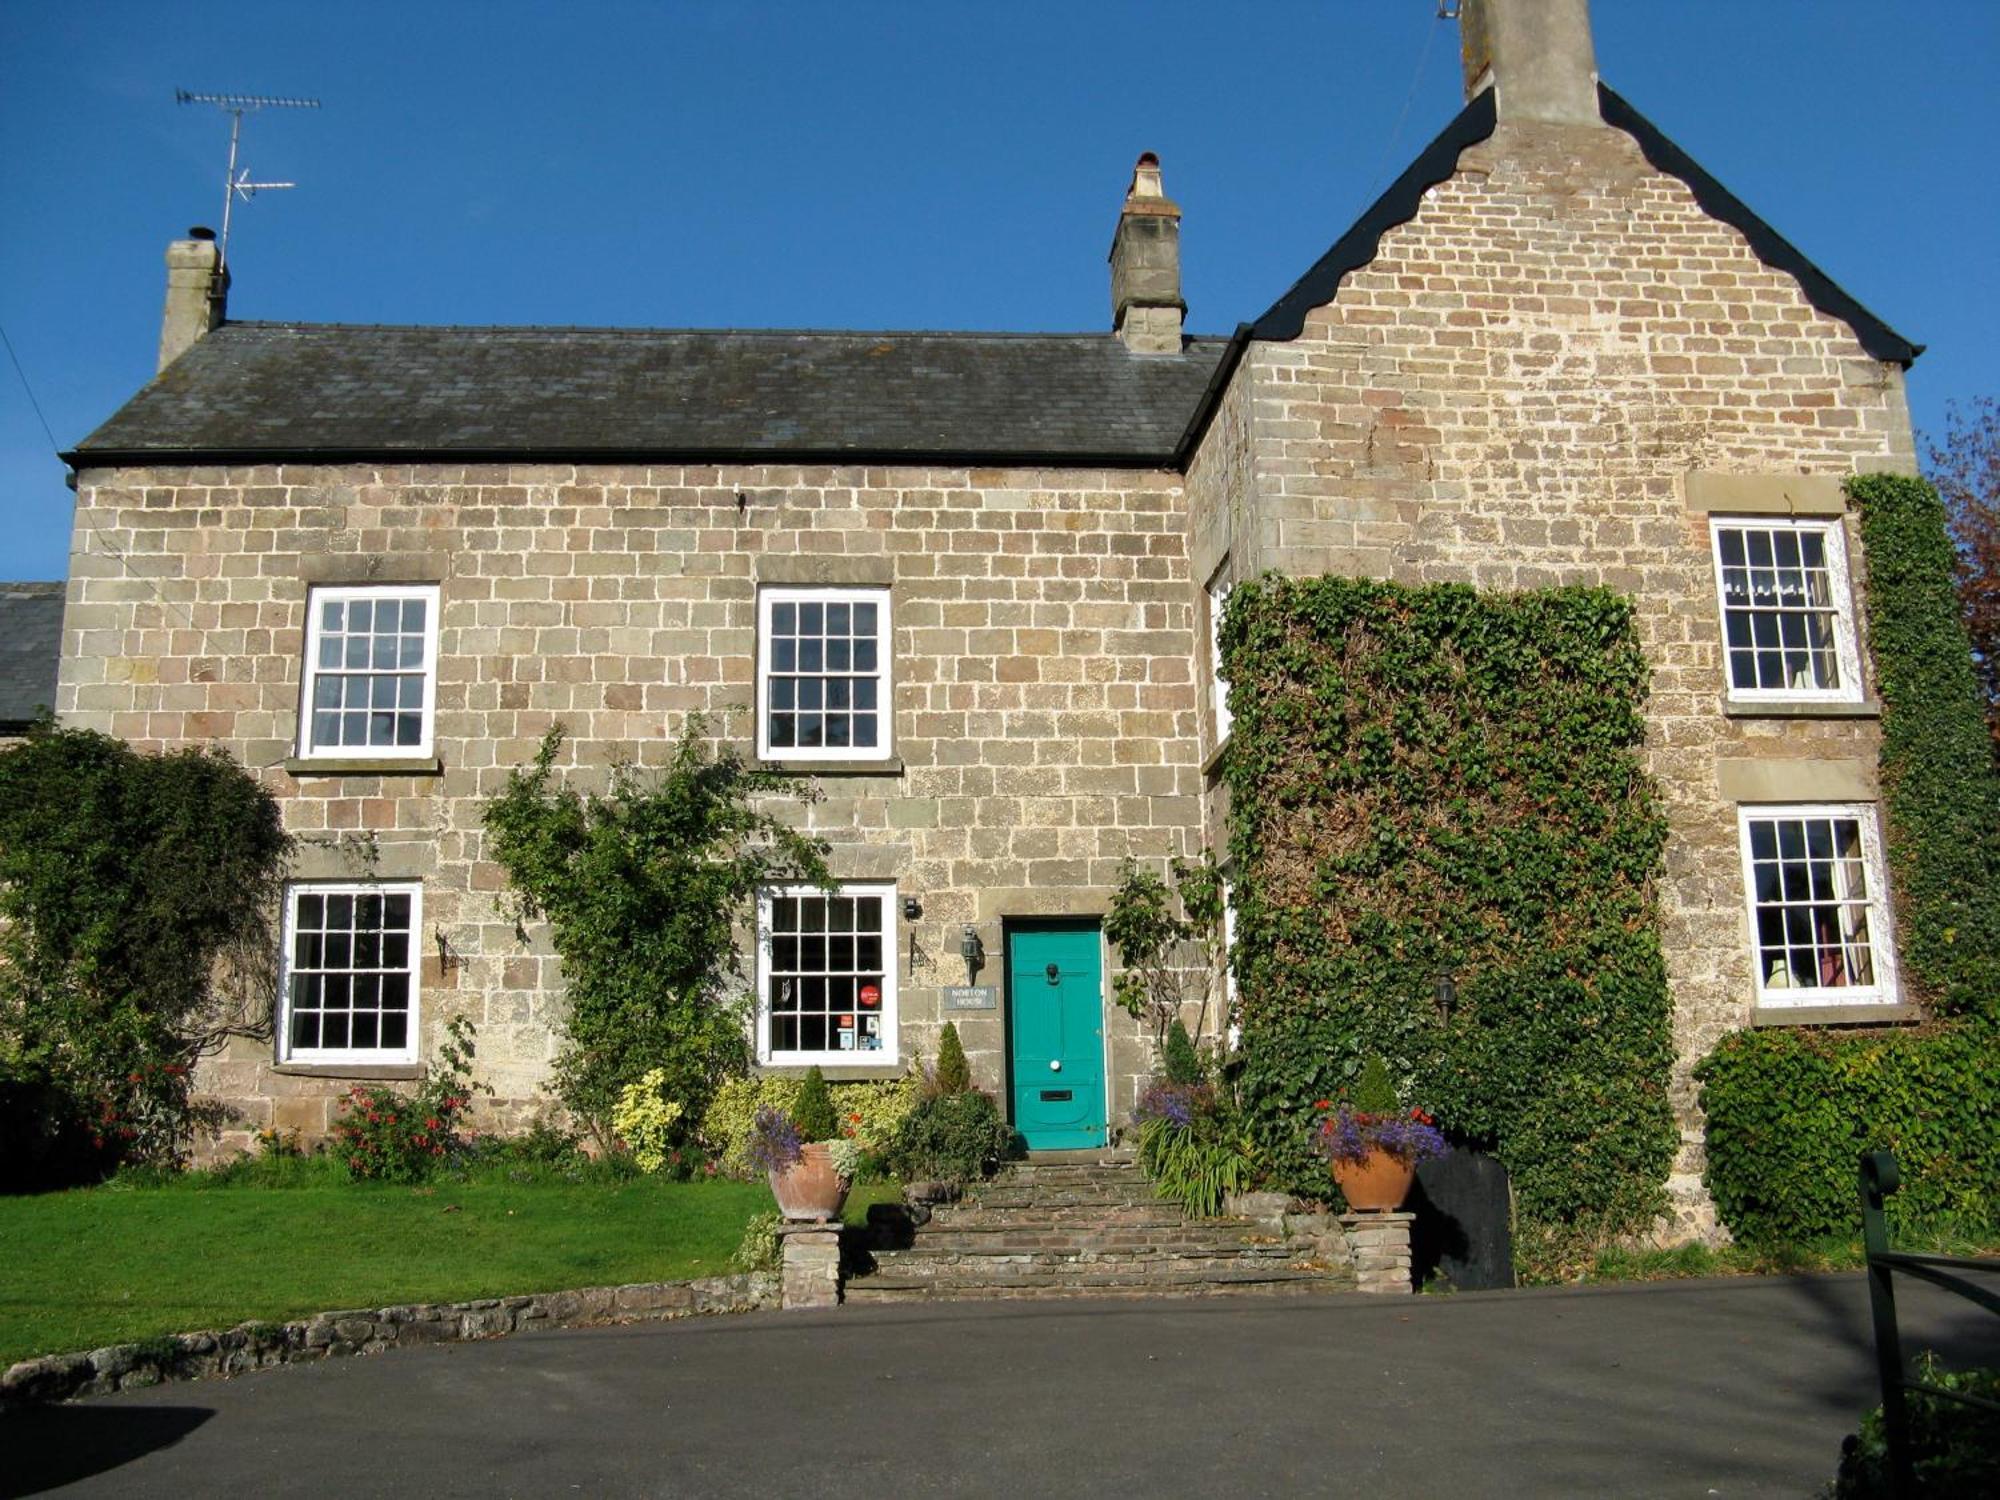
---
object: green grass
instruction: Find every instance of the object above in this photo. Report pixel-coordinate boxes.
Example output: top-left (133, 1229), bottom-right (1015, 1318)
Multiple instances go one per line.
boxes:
top-left (1585, 1227), bottom-right (2000, 1284)
top-left (0, 1170), bottom-right (773, 1367)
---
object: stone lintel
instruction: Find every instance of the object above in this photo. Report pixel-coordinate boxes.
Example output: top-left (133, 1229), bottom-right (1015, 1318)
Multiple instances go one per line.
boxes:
top-left (1683, 473), bottom-right (1847, 516)
top-left (1715, 757), bottom-right (1875, 804)
top-left (298, 553), bottom-right (453, 586)
top-left (756, 554), bottom-right (895, 587)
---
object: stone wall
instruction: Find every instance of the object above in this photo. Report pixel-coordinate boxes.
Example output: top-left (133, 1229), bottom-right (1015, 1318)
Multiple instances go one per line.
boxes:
top-left (59, 462), bottom-right (1206, 1153)
top-left (1201, 115), bottom-right (1914, 1237)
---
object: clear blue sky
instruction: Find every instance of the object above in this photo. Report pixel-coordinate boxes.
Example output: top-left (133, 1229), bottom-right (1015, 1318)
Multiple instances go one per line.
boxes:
top-left (2, 1), bottom-right (1994, 582)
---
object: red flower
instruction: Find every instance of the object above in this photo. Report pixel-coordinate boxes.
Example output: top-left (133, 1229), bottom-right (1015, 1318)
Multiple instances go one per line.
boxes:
top-left (128, 1072), bottom-right (143, 1084)
top-left (1314, 1099), bottom-right (1332, 1111)
top-left (425, 1117), bottom-right (441, 1130)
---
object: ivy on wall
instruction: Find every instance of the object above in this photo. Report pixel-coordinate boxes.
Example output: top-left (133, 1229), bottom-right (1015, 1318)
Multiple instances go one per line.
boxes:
top-left (1219, 578), bottom-right (1677, 1252)
top-left (1846, 473), bottom-right (2000, 1010)
top-left (1697, 477), bottom-right (2000, 1245)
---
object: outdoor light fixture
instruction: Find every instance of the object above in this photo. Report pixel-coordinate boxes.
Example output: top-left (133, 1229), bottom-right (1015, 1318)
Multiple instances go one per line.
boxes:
top-left (902, 897), bottom-right (923, 921)
top-left (959, 924), bottom-right (984, 986)
top-left (1434, 973), bottom-right (1457, 1019)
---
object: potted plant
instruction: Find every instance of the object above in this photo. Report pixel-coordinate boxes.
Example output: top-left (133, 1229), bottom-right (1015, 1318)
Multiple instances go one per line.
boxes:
top-left (1313, 1056), bottom-right (1448, 1212)
top-left (750, 1066), bottom-right (852, 1221)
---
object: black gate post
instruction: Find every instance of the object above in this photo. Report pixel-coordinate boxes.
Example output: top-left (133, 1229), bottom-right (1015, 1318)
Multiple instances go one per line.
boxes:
top-left (1859, 1150), bottom-right (1915, 1495)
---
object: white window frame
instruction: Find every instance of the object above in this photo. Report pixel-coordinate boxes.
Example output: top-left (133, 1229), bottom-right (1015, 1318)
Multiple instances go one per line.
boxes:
top-left (278, 881), bottom-right (423, 1064)
top-left (1221, 874), bottom-right (1240, 1051)
top-left (1708, 517), bottom-right (1863, 704)
top-left (755, 586), bottom-right (893, 763)
top-left (298, 583), bottom-right (441, 759)
top-left (1736, 803), bottom-right (1898, 1008)
top-left (755, 881), bottom-right (899, 1066)
top-left (1206, 564), bottom-right (1234, 747)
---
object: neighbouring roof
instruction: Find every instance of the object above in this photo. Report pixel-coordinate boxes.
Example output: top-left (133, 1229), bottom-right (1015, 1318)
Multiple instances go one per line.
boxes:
top-left (0, 582), bottom-right (64, 731)
top-left (69, 326), bottom-right (1229, 469)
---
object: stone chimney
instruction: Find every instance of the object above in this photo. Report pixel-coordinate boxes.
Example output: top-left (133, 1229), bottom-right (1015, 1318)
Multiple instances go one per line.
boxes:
top-left (1458, 0), bottom-right (1600, 126)
top-left (158, 227), bottom-right (228, 372)
top-left (1108, 153), bottom-right (1184, 354)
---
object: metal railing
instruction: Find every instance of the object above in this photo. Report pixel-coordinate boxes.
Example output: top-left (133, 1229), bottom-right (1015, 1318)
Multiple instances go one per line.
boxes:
top-left (1858, 1149), bottom-right (2000, 1493)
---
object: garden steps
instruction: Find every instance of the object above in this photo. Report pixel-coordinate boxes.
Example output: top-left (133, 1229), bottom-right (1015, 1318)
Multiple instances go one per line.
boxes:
top-left (844, 1152), bottom-right (1356, 1304)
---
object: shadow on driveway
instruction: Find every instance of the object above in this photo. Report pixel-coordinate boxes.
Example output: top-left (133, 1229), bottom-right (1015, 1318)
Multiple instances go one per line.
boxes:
top-left (3, 1403), bottom-right (213, 1499)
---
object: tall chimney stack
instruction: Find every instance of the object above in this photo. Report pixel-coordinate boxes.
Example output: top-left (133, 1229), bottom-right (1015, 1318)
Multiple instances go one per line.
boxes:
top-left (1458, 0), bottom-right (1600, 126)
top-left (1108, 153), bottom-right (1184, 355)
top-left (158, 227), bottom-right (228, 371)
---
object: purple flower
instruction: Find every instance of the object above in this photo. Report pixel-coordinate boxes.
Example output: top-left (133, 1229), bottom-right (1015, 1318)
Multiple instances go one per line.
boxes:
top-left (1316, 1107), bottom-right (1449, 1166)
top-left (1134, 1080), bottom-right (1214, 1131)
top-left (746, 1105), bottom-right (804, 1174)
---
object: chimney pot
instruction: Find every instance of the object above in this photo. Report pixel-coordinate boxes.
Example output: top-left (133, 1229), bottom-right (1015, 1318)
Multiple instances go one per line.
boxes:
top-left (1108, 152), bottom-right (1184, 355)
top-left (189, 225), bottom-right (216, 241)
top-left (158, 231), bottom-right (229, 372)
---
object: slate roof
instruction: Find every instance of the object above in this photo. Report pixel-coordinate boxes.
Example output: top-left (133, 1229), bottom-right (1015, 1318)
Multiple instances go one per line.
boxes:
top-left (0, 582), bottom-right (64, 732)
top-left (70, 326), bottom-right (1229, 469)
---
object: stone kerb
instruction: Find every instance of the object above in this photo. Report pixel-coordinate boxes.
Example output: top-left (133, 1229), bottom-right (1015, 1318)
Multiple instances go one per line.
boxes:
top-left (0, 1272), bottom-right (777, 1406)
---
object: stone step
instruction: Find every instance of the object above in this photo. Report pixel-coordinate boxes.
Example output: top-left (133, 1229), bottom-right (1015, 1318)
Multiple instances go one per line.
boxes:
top-left (927, 1204), bottom-right (1195, 1231)
top-left (965, 1184), bottom-right (1155, 1210)
top-left (844, 1265), bottom-right (1354, 1302)
top-left (904, 1227), bottom-right (1288, 1255)
top-left (869, 1241), bottom-right (1304, 1269)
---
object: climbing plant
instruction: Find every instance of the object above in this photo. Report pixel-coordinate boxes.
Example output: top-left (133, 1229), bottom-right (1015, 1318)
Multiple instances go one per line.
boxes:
top-left (482, 719), bottom-right (830, 1147)
top-left (0, 724), bottom-right (292, 1173)
top-left (1218, 576), bottom-right (1677, 1259)
top-left (1846, 473), bottom-right (2000, 1010)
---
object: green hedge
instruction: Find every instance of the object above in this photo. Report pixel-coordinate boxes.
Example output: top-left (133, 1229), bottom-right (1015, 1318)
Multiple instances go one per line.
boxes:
top-left (1219, 577), bottom-right (1677, 1244)
top-left (1696, 1021), bottom-right (1999, 1244)
top-left (1847, 474), bottom-right (2000, 1011)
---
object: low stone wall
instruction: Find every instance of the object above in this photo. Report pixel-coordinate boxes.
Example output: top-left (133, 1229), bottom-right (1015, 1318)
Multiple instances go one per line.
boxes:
top-left (1, 1272), bottom-right (777, 1406)
top-left (1224, 1191), bottom-right (1417, 1294)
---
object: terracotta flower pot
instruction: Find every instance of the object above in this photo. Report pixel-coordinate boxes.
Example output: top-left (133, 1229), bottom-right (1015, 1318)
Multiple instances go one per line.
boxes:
top-left (768, 1141), bottom-right (850, 1222)
top-left (1331, 1148), bottom-right (1416, 1212)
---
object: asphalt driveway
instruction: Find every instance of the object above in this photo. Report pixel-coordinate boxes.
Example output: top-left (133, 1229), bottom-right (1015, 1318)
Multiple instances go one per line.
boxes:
top-left (7, 1273), bottom-right (1996, 1498)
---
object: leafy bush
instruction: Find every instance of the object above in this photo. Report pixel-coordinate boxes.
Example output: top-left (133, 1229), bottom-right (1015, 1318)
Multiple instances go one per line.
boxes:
top-left (1848, 474), bottom-right (2000, 1011)
top-left (330, 1017), bottom-right (489, 1183)
top-left (1350, 1055), bottom-right (1398, 1114)
top-left (934, 1022), bottom-right (972, 1095)
top-left (609, 1068), bottom-right (688, 1174)
top-left (729, 1210), bottom-right (783, 1274)
top-left (1133, 1079), bottom-right (1255, 1217)
top-left (889, 1091), bottom-right (1014, 1184)
top-left (482, 720), bottom-right (830, 1147)
top-left (1218, 576), bottom-right (1676, 1249)
top-left (791, 1065), bottom-right (837, 1143)
top-left (701, 1072), bottom-right (919, 1176)
top-left (1832, 1353), bottom-right (2000, 1498)
top-left (1696, 1020), bottom-right (1999, 1244)
top-left (0, 726), bottom-right (292, 1171)
top-left (1162, 1020), bottom-right (1203, 1087)
top-left (0, 1061), bottom-right (115, 1193)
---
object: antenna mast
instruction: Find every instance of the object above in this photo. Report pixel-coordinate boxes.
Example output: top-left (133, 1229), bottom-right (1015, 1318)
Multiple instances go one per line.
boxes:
top-left (174, 90), bottom-right (321, 266)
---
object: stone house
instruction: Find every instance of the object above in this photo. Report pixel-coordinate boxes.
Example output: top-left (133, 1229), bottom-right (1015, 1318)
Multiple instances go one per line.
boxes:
top-left (56, 0), bottom-right (1920, 1236)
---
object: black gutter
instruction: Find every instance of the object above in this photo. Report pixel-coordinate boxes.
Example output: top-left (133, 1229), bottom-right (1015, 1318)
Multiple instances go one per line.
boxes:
top-left (1597, 83), bottom-right (1921, 367)
top-left (61, 445), bottom-right (1189, 472)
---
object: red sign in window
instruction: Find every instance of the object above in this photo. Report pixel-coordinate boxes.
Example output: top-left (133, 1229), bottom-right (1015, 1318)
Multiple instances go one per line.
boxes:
top-left (859, 983), bottom-right (881, 1009)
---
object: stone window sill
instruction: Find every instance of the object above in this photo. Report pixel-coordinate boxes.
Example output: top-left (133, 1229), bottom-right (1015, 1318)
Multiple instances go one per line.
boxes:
top-left (1721, 698), bottom-right (1881, 721)
top-left (1752, 1003), bottom-right (1920, 1028)
top-left (271, 1062), bottom-right (424, 1080)
top-left (284, 756), bottom-right (445, 778)
top-left (757, 758), bottom-right (904, 778)
top-left (1201, 737), bottom-right (1230, 779)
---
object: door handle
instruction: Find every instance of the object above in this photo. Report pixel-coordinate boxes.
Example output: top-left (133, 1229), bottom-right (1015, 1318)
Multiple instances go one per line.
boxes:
top-left (1046, 963), bottom-right (1060, 984)
top-left (1049, 1059), bottom-right (1062, 1072)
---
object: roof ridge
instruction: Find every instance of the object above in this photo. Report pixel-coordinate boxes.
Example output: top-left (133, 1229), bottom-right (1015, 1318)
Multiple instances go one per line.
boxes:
top-left (220, 320), bottom-right (1231, 344)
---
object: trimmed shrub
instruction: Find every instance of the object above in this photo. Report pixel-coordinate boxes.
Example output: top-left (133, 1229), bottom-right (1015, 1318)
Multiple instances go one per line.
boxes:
top-left (934, 1022), bottom-right (972, 1095)
top-left (888, 1091), bottom-right (1013, 1185)
top-left (791, 1065), bottom-right (837, 1143)
top-left (1696, 1020), bottom-right (1999, 1244)
top-left (1218, 576), bottom-right (1676, 1250)
top-left (1162, 1020), bottom-right (1203, 1087)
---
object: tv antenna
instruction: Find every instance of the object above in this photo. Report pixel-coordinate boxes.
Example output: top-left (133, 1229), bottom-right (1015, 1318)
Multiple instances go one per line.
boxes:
top-left (174, 90), bottom-right (321, 266)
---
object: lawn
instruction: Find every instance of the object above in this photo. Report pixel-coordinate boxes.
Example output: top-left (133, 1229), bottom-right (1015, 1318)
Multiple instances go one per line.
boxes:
top-left (0, 1171), bottom-right (796, 1368)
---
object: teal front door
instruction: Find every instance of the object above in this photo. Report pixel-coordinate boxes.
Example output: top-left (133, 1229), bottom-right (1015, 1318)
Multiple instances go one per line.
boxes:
top-left (1006, 922), bottom-right (1106, 1150)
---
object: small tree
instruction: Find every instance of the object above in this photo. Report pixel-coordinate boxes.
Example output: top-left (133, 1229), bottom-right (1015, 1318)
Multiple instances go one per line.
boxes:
top-left (482, 719), bottom-right (830, 1147)
top-left (1924, 395), bottom-right (2000, 748)
top-left (0, 725), bottom-right (292, 1169)
top-left (1105, 852), bottom-right (1225, 1050)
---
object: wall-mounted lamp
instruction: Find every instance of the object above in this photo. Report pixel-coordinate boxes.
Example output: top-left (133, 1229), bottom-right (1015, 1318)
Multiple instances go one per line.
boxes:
top-left (902, 897), bottom-right (923, 921)
top-left (959, 925), bottom-right (985, 987)
top-left (1434, 973), bottom-right (1457, 1021)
